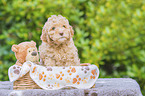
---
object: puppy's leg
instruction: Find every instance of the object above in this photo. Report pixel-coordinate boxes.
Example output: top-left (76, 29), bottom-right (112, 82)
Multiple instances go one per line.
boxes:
top-left (66, 61), bottom-right (73, 66)
top-left (44, 57), bottom-right (56, 66)
top-left (73, 51), bottom-right (80, 66)
top-left (73, 57), bottom-right (80, 66)
top-left (39, 58), bottom-right (44, 65)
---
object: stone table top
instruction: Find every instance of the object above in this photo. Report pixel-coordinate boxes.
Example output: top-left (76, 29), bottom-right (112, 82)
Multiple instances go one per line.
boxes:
top-left (0, 78), bottom-right (143, 96)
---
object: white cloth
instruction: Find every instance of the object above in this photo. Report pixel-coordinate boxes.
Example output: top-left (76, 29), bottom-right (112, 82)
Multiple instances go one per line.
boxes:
top-left (8, 61), bottom-right (99, 90)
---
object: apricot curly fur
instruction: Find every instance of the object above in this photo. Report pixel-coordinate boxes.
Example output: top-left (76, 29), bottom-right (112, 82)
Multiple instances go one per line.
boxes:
top-left (39, 15), bottom-right (80, 66)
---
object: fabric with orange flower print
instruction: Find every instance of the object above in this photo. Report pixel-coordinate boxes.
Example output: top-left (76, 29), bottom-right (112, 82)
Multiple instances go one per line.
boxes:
top-left (9, 61), bottom-right (99, 90)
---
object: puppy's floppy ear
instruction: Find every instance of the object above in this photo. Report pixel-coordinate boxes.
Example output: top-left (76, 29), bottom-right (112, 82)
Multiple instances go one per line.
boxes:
top-left (69, 26), bottom-right (74, 37)
top-left (31, 41), bottom-right (36, 46)
top-left (12, 44), bottom-right (19, 52)
top-left (41, 28), bottom-right (51, 44)
top-left (41, 28), bottom-right (48, 43)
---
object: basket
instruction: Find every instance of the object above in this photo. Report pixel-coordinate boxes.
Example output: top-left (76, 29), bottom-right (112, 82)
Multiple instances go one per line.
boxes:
top-left (13, 72), bottom-right (41, 90)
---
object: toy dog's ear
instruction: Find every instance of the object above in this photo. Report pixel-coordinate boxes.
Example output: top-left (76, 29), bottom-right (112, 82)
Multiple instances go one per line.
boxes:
top-left (69, 26), bottom-right (74, 37)
top-left (31, 41), bottom-right (36, 46)
top-left (12, 44), bottom-right (19, 52)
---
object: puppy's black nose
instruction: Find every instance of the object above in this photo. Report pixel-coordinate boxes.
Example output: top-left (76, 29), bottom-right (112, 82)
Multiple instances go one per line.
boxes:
top-left (31, 51), bottom-right (37, 56)
top-left (59, 32), bottom-right (63, 36)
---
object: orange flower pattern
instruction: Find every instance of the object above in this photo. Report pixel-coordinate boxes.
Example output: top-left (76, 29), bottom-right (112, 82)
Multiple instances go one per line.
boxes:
top-left (90, 69), bottom-right (97, 79)
top-left (55, 71), bottom-right (64, 80)
top-left (73, 75), bottom-right (81, 85)
top-left (32, 66), bottom-right (37, 73)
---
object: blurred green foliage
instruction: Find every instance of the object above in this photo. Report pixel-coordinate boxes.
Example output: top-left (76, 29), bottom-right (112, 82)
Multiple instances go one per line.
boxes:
top-left (0, 0), bottom-right (145, 94)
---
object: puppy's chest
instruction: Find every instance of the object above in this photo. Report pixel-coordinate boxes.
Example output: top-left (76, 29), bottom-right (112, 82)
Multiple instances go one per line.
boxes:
top-left (56, 48), bottom-right (71, 60)
top-left (48, 47), bottom-right (73, 60)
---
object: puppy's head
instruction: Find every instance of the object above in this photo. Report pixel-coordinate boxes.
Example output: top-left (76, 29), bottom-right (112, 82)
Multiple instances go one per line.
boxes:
top-left (41, 15), bottom-right (74, 45)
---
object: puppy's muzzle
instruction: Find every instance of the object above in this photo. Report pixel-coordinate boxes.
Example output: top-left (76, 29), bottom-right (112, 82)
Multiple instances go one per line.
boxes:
top-left (59, 32), bottom-right (63, 36)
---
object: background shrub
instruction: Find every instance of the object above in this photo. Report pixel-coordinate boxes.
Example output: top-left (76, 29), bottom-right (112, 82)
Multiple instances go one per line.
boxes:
top-left (0, 0), bottom-right (145, 95)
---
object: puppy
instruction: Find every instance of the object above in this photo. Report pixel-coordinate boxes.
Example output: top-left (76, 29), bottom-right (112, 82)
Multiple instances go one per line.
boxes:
top-left (39, 15), bottom-right (80, 66)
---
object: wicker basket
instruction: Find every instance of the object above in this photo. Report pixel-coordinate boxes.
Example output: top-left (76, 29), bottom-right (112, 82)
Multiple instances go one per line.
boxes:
top-left (13, 72), bottom-right (41, 90)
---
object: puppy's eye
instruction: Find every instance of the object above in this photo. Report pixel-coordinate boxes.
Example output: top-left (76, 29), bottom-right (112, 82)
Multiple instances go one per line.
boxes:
top-left (63, 25), bottom-right (66, 28)
top-left (52, 27), bottom-right (55, 30)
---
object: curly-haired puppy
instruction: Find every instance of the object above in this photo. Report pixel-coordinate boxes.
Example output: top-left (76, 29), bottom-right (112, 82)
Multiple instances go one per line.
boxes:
top-left (39, 15), bottom-right (80, 66)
